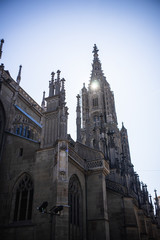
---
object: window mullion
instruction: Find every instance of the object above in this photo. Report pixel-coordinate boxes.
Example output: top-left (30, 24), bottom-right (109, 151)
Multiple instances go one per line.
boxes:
top-left (25, 189), bottom-right (30, 220)
top-left (17, 191), bottom-right (22, 221)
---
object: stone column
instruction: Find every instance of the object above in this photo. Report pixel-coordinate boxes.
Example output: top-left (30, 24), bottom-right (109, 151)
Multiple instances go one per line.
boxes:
top-left (52, 140), bottom-right (69, 240)
top-left (86, 159), bottom-right (110, 240)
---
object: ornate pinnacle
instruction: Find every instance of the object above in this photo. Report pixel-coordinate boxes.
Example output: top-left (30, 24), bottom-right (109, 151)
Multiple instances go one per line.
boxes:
top-left (16, 65), bottom-right (22, 85)
top-left (0, 39), bottom-right (4, 59)
top-left (41, 91), bottom-right (45, 109)
top-left (60, 78), bottom-right (66, 105)
top-left (43, 91), bottom-right (45, 99)
top-left (149, 195), bottom-right (152, 204)
top-left (154, 189), bottom-right (158, 199)
top-left (91, 44), bottom-right (101, 76)
top-left (92, 44), bottom-right (99, 55)
top-left (61, 78), bottom-right (65, 91)
top-left (0, 63), bottom-right (4, 72)
top-left (57, 70), bottom-right (61, 80)
top-left (76, 94), bottom-right (80, 106)
top-left (51, 72), bottom-right (55, 82)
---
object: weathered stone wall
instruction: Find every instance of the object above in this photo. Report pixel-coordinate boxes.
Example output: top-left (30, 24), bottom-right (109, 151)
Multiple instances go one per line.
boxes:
top-left (0, 134), bottom-right (40, 240)
top-left (87, 172), bottom-right (110, 240)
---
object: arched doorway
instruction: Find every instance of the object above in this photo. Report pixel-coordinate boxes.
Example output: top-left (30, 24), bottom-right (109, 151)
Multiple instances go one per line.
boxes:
top-left (68, 174), bottom-right (83, 240)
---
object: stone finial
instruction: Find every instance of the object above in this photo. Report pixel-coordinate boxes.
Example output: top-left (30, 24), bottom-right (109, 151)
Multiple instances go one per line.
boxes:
top-left (16, 65), bottom-right (22, 85)
top-left (51, 72), bottom-right (55, 82)
top-left (0, 39), bottom-right (4, 59)
top-left (61, 78), bottom-right (65, 91)
top-left (154, 189), bottom-right (160, 214)
top-left (82, 83), bottom-right (87, 92)
top-left (54, 70), bottom-right (61, 95)
top-left (41, 91), bottom-right (45, 109)
top-left (92, 44), bottom-right (99, 55)
top-left (76, 94), bottom-right (80, 106)
top-left (49, 72), bottom-right (55, 97)
top-left (154, 189), bottom-right (158, 199)
top-left (60, 78), bottom-right (66, 105)
top-left (0, 63), bottom-right (4, 72)
top-left (149, 195), bottom-right (152, 204)
top-left (57, 70), bottom-right (61, 80)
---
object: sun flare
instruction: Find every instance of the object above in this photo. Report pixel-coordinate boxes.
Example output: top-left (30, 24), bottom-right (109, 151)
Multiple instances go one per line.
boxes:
top-left (91, 80), bottom-right (99, 90)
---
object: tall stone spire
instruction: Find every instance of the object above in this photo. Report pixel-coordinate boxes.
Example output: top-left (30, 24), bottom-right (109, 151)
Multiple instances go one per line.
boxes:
top-left (16, 65), bottom-right (22, 85)
top-left (80, 45), bottom-right (118, 148)
top-left (76, 94), bottom-right (81, 142)
top-left (0, 39), bottom-right (4, 59)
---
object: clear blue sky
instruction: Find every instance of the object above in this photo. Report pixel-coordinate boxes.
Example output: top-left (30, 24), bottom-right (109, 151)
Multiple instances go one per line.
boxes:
top-left (1, 0), bottom-right (160, 199)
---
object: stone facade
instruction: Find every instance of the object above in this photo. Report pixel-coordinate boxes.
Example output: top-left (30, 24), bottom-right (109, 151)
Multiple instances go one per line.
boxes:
top-left (0, 40), bottom-right (160, 240)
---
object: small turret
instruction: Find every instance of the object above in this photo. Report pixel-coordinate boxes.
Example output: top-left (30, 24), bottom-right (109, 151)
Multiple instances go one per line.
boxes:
top-left (42, 70), bottom-right (68, 147)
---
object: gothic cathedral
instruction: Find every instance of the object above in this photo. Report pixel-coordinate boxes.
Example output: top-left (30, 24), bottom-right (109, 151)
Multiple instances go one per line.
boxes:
top-left (0, 39), bottom-right (160, 240)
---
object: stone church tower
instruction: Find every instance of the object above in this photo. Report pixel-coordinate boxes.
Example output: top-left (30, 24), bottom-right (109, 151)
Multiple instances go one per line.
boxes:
top-left (80, 44), bottom-right (117, 148)
top-left (0, 40), bottom-right (160, 240)
top-left (77, 44), bottom-right (160, 240)
top-left (79, 44), bottom-right (129, 173)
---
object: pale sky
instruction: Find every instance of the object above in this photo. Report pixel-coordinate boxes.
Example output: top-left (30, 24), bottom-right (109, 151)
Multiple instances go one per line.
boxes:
top-left (1, 0), bottom-right (160, 200)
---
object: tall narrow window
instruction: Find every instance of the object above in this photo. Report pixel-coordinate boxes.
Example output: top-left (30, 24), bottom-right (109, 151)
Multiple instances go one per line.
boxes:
top-left (23, 126), bottom-right (27, 137)
top-left (19, 147), bottom-right (23, 157)
top-left (93, 97), bottom-right (98, 107)
top-left (68, 175), bottom-right (83, 240)
top-left (19, 125), bottom-right (23, 135)
top-left (13, 174), bottom-right (33, 222)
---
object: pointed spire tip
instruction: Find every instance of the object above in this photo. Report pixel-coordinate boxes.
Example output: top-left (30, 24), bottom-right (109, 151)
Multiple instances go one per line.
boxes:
top-left (93, 44), bottom-right (99, 54)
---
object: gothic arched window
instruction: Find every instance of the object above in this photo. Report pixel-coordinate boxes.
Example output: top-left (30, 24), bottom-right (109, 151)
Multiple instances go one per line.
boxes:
top-left (68, 175), bottom-right (83, 240)
top-left (93, 97), bottom-right (98, 107)
top-left (13, 174), bottom-right (34, 222)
